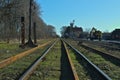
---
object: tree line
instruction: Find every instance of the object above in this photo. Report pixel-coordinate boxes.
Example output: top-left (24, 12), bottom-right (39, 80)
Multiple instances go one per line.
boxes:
top-left (0, 0), bottom-right (57, 43)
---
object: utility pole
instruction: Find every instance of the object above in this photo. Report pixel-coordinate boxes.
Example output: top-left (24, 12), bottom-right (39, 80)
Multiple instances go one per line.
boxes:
top-left (26, 0), bottom-right (37, 47)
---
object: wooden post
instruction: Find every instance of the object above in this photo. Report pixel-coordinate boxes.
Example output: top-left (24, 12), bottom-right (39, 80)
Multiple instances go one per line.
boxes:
top-left (33, 22), bottom-right (37, 44)
top-left (19, 17), bottom-right (25, 48)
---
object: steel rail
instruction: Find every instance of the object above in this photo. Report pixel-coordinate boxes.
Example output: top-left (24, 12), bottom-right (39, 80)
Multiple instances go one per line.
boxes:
top-left (63, 39), bottom-right (112, 80)
top-left (0, 41), bottom-right (52, 68)
top-left (94, 43), bottom-right (120, 51)
top-left (62, 41), bottom-right (79, 80)
top-left (81, 43), bottom-right (120, 66)
top-left (83, 41), bottom-right (120, 51)
top-left (19, 40), bottom-right (58, 80)
top-left (74, 39), bottom-right (120, 50)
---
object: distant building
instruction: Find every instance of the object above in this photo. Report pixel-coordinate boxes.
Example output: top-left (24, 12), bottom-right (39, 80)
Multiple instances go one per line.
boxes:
top-left (102, 32), bottom-right (111, 40)
top-left (62, 20), bottom-right (83, 39)
top-left (111, 29), bottom-right (120, 40)
top-left (71, 26), bottom-right (83, 38)
top-left (64, 26), bottom-right (83, 38)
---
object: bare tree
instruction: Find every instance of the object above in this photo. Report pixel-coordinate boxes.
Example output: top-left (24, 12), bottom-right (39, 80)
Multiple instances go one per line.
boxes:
top-left (0, 0), bottom-right (57, 43)
top-left (0, 0), bottom-right (20, 43)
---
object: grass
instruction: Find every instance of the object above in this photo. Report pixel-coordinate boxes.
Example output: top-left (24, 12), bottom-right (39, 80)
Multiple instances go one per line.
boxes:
top-left (0, 44), bottom-right (50, 80)
top-left (0, 43), bottom-right (18, 50)
top-left (82, 42), bottom-right (120, 58)
top-left (68, 49), bottom-right (92, 80)
top-left (0, 43), bottom-right (31, 61)
top-left (64, 39), bottom-right (120, 80)
top-left (69, 41), bottom-right (120, 80)
top-left (29, 40), bottom-right (75, 80)
top-left (0, 39), bottom-right (54, 61)
top-left (29, 41), bottom-right (61, 80)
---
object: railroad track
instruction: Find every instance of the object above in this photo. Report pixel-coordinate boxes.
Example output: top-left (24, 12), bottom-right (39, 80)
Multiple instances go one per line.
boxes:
top-left (18, 39), bottom-right (111, 80)
top-left (83, 40), bottom-right (120, 51)
top-left (0, 41), bottom-right (54, 80)
top-left (18, 40), bottom-right (58, 80)
top-left (0, 39), bottom-right (115, 80)
top-left (19, 40), bottom-right (79, 80)
top-left (0, 41), bottom-right (52, 68)
top-left (65, 39), bottom-right (120, 80)
top-left (71, 39), bottom-right (120, 65)
top-left (81, 43), bottom-right (120, 66)
top-left (63, 40), bottom-right (111, 80)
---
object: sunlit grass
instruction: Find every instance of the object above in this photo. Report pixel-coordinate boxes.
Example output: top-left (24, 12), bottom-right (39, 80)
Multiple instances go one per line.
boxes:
top-left (0, 39), bottom-right (54, 61)
top-left (84, 42), bottom-right (120, 58)
top-left (66, 39), bottom-right (120, 80)
top-left (0, 43), bottom-right (18, 50)
top-left (0, 43), bottom-right (31, 61)
top-left (0, 44), bottom-right (50, 80)
top-left (68, 49), bottom-right (91, 80)
top-left (29, 41), bottom-right (61, 80)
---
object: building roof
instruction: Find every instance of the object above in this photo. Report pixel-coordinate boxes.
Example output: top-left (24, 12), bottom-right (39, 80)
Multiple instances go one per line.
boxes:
top-left (71, 27), bottom-right (83, 32)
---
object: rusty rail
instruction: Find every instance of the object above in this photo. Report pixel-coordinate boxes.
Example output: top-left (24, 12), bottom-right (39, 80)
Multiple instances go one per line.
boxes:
top-left (63, 39), bottom-right (112, 80)
top-left (19, 40), bottom-right (57, 80)
top-left (0, 41), bottom-right (51, 68)
top-left (63, 41), bottom-right (79, 80)
top-left (81, 43), bottom-right (120, 66)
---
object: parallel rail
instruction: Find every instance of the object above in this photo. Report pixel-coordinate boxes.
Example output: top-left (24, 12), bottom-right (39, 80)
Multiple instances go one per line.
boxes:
top-left (81, 43), bottom-right (120, 66)
top-left (63, 39), bottom-right (112, 80)
top-left (1, 39), bottom-right (114, 80)
top-left (0, 41), bottom-right (51, 68)
top-left (84, 41), bottom-right (120, 51)
top-left (97, 43), bottom-right (120, 51)
top-left (63, 41), bottom-right (79, 80)
top-left (19, 40), bottom-right (57, 80)
top-left (96, 44), bottom-right (120, 51)
top-left (19, 39), bottom-right (80, 80)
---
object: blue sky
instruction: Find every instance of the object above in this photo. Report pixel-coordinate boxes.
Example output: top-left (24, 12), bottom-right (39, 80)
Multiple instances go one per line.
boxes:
top-left (36, 0), bottom-right (120, 36)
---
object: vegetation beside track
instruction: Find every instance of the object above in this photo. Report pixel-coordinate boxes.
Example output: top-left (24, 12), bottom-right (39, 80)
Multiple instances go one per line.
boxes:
top-left (78, 47), bottom-right (120, 80)
top-left (68, 48), bottom-right (91, 80)
top-left (0, 39), bottom-right (53, 61)
top-left (0, 43), bottom-right (30, 61)
top-left (0, 44), bottom-right (51, 80)
top-left (29, 40), bottom-right (74, 80)
top-left (29, 41), bottom-right (62, 80)
top-left (83, 42), bottom-right (120, 58)
top-left (66, 39), bottom-right (120, 80)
